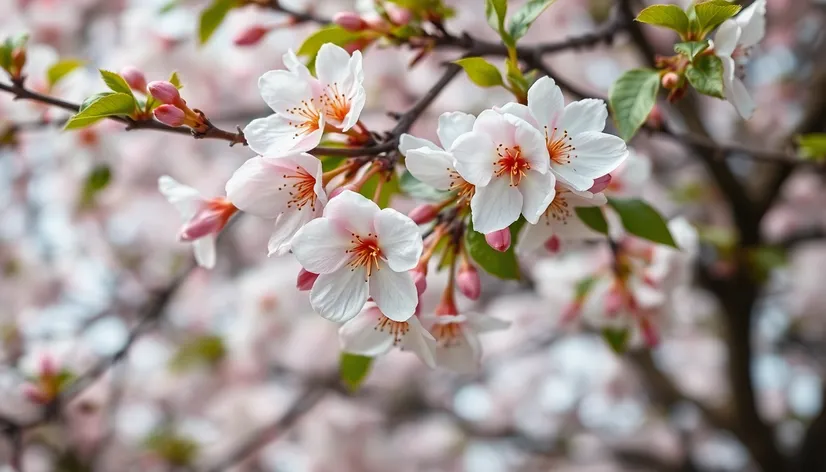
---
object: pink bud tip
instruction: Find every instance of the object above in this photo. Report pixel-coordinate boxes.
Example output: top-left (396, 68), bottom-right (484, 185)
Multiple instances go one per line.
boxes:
top-left (179, 200), bottom-right (233, 241)
top-left (412, 268), bottom-right (427, 296)
top-left (408, 204), bottom-right (438, 225)
top-left (147, 80), bottom-right (180, 105)
top-left (386, 4), bottom-right (412, 25)
top-left (588, 174), bottom-right (612, 193)
top-left (485, 228), bottom-right (511, 252)
top-left (661, 72), bottom-right (680, 89)
top-left (333, 12), bottom-right (367, 31)
top-left (329, 185), bottom-right (356, 199)
top-left (296, 269), bottom-right (319, 291)
top-left (120, 66), bottom-right (147, 92)
top-left (153, 104), bottom-right (186, 127)
top-left (39, 355), bottom-right (58, 378)
top-left (457, 265), bottom-right (481, 300)
top-left (544, 235), bottom-right (561, 253)
top-left (233, 25), bottom-right (271, 46)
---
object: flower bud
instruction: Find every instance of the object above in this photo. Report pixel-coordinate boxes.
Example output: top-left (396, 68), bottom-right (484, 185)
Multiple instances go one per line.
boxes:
top-left (333, 11), bottom-right (367, 31)
top-left (589, 174), bottom-right (612, 193)
top-left (120, 66), bottom-right (147, 92)
top-left (147, 80), bottom-right (181, 105)
top-left (408, 204), bottom-right (438, 225)
top-left (39, 355), bottom-right (57, 378)
top-left (661, 72), bottom-right (680, 89)
top-left (485, 228), bottom-right (511, 252)
top-left (386, 4), bottom-right (412, 25)
top-left (296, 269), bottom-right (319, 291)
top-left (457, 265), bottom-right (480, 300)
top-left (412, 267), bottom-right (427, 296)
top-left (544, 235), bottom-right (561, 253)
top-left (234, 25), bottom-right (271, 46)
top-left (154, 104), bottom-right (186, 127)
top-left (179, 198), bottom-right (235, 241)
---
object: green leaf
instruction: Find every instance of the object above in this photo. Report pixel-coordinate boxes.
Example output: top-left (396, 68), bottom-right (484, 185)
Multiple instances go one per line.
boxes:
top-left (159, 0), bottom-right (180, 14)
top-left (685, 54), bottom-right (724, 98)
top-left (635, 4), bottom-right (690, 36)
top-left (485, 0), bottom-right (507, 34)
top-left (574, 276), bottom-right (597, 299)
top-left (297, 25), bottom-right (363, 59)
top-left (99, 69), bottom-right (134, 96)
top-left (0, 39), bottom-right (13, 70)
top-left (80, 164), bottom-right (112, 207)
top-left (454, 57), bottom-right (504, 88)
top-left (607, 197), bottom-right (677, 247)
top-left (358, 172), bottom-right (400, 208)
top-left (46, 59), bottom-right (85, 87)
top-left (144, 430), bottom-right (199, 467)
top-left (169, 71), bottom-right (182, 89)
top-left (575, 207), bottom-right (609, 234)
top-left (797, 133), bottom-right (826, 161)
top-left (505, 56), bottom-right (530, 95)
top-left (694, 0), bottom-right (741, 36)
top-left (602, 327), bottom-right (630, 354)
top-left (168, 335), bottom-right (226, 372)
top-left (609, 68), bottom-right (660, 141)
top-left (198, 0), bottom-right (239, 44)
top-left (748, 245), bottom-right (786, 282)
top-left (464, 220), bottom-right (521, 280)
top-left (64, 93), bottom-right (137, 130)
top-left (509, 0), bottom-right (558, 40)
top-left (674, 40), bottom-right (710, 61)
top-left (340, 353), bottom-right (373, 392)
top-left (399, 171), bottom-right (450, 202)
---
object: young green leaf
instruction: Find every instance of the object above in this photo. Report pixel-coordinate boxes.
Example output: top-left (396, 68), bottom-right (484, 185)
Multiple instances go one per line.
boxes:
top-left (80, 164), bottom-right (112, 207)
top-left (169, 71), bottom-right (183, 89)
top-left (797, 133), bottom-right (826, 161)
top-left (358, 172), bottom-right (400, 208)
top-left (674, 41), bottom-right (710, 61)
top-left (485, 0), bottom-right (507, 35)
top-left (574, 207), bottom-right (609, 234)
top-left (46, 59), bottom-right (85, 87)
top-left (297, 25), bottom-right (363, 62)
top-left (607, 197), bottom-right (677, 247)
top-left (198, 0), bottom-right (239, 45)
top-left (685, 54), bottom-right (724, 98)
top-left (694, 0), bottom-right (741, 37)
top-left (602, 327), bottom-right (630, 354)
top-left (508, 0), bottom-right (559, 41)
top-left (340, 353), bottom-right (373, 392)
top-left (609, 68), bottom-right (660, 141)
top-left (99, 69), bottom-right (135, 96)
top-left (465, 220), bottom-right (521, 280)
top-left (635, 4), bottom-right (690, 37)
top-left (454, 57), bottom-right (504, 87)
top-left (168, 335), bottom-right (226, 372)
top-left (64, 93), bottom-right (137, 130)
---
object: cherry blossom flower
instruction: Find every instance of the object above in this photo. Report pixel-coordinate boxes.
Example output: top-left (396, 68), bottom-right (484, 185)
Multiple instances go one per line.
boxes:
top-left (291, 191), bottom-right (423, 322)
top-left (422, 310), bottom-right (509, 373)
top-left (339, 302), bottom-right (436, 367)
top-left (451, 110), bottom-right (554, 233)
top-left (225, 152), bottom-right (327, 256)
top-left (244, 45), bottom-right (365, 156)
top-left (499, 77), bottom-right (628, 192)
top-left (713, 0), bottom-right (766, 119)
top-left (158, 176), bottom-right (236, 269)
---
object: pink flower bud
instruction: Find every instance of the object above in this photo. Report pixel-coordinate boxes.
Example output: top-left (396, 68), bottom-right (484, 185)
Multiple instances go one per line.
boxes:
top-left (39, 355), bottom-right (57, 378)
top-left (153, 104), bottom-right (186, 127)
top-left (296, 269), bottom-right (319, 291)
top-left (386, 4), bottom-right (412, 25)
top-left (485, 228), bottom-right (511, 252)
top-left (120, 66), bottom-right (147, 92)
top-left (544, 235), bottom-right (561, 253)
top-left (329, 185), bottom-right (356, 199)
top-left (412, 267), bottom-right (427, 296)
top-left (333, 11), bottom-right (367, 31)
top-left (21, 383), bottom-right (48, 404)
top-left (233, 25), bottom-right (271, 46)
top-left (589, 174), bottom-right (612, 193)
top-left (661, 72), bottom-right (680, 89)
top-left (408, 204), bottom-right (438, 225)
top-left (179, 199), bottom-right (235, 241)
top-left (457, 265), bottom-right (480, 300)
top-left (147, 80), bottom-right (181, 105)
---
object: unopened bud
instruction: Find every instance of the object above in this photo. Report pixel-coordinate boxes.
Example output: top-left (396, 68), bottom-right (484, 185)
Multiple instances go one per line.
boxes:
top-left (386, 4), bottom-right (412, 25)
top-left (661, 72), bottom-right (680, 89)
top-left (296, 269), bottom-right (319, 291)
top-left (589, 174), bottom-right (612, 193)
top-left (11, 48), bottom-right (26, 74)
top-left (411, 266), bottom-right (427, 296)
top-left (179, 199), bottom-right (235, 241)
top-left (343, 38), bottom-right (370, 55)
top-left (333, 11), bottom-right (368, 31)
top-left (457, 265), bottom-right (481, 300)
top-left (234, 25), bottom-right (271, 46)
top-left (485, 228), bottom-right (511, 252)
top-left (544, 235), bottom-right (561, 253)
top-left (147, 80), bottom-right (181, 105)
top-left (120, 66), bottom-right (147, 92)
top-left (408, 204), bottom-right (438, 225)
top-left (154, 104), bottom-right (186, 127)
top-left (39, 355), bottom-right (57, 378)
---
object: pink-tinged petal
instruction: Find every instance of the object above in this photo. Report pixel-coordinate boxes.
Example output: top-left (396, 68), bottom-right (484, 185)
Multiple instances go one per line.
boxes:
top-left (561, 99), bottom-right (608, 135)
top-left (291, 152), bottom-right (328, 206)
top-left (452, 131), bottom-right (496, 187)
top-left (468, 313), bottom-right (510, 333)
top-left (519, 171), bottom-right (556, 224)
top-left (316, 43), bottom-right (358, 93)
top-left (507, 113), bottom-right (549, 174)
top-left (324, 190), bottom-right (379, 236)
top-left (473, 109), bottom-right (515, 148)
top-left (158, 176), bottom-right (203, 219)
top-left (339, 306), bottom-right (394, 356)
top-left (291, 218), bottom-right (352, 273)
top-left (496, 102), bottom-right (537, 128)
top-left (225, 156), bottom-right (293, 218)
top-left (258, 70), bottom-right (315, 112)
top-left (589, 174), bottom-right (612, 193)
top-left (267, 206), bottom-right (318, 257)
top-left (437, 111), bottom-right (476, 149)
top-left (399, 134), bottom-right (439, 155)
top-left (402, 316), bottom-right (437, 368)
top-left (727, 76), bottom-right (756, 119)
top-left (243, 114), bottom-right (324, 156)
top-left (374, 209), bottom-right (423, 272)
top-left (405, 148), bottom-right (456, 190)
top-left (470, 177), bottom-right (523, 234)
top-left (527, 76), bottom-right (565, 130)
top-left (192, 235), bottom-right (216, 269)
top-left (310, 266), bottom-right (369, 322)
top-left (339, 87), bottom-right (366, 131)
top-left (714, 20), bottom-right (741, 57)
top-left (736, 0), bottom-right (766, 48)
top-left (369, 263), bottom-right (418, 322)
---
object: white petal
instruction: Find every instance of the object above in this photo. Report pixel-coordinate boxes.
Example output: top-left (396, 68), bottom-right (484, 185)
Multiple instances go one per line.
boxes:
top-left (337, 86), bottom-right (366, 131)
top-left (316, 43), bottom-right (358, 93)
top-left (267, 207), bottom-right (317, 257)
top-left (324, 190), bottom-right (379, 236)
top-left (561, 99), bottom-right (608, 135)
top-left (399, 134), bottom-right (439, 155)
top-left (243, 114), bottom-right (324, 156)
top-left (192, 236), bottom-right (216, 269)
top-left (158, 176), bottom-right (202, 219)
top-left (452, 131), bottom-right (496, 187)
top-left (369, 263), bottom-right (418, 322)
top-left (720, 54), bottom-right (737, 84)
top-left (736, 0), bottom-right (766, 48)
top-left (515, 220), bottom-right (556, 255)
top-left (470, 177), bottom-right (523, 234)
top-left (402, 316), bottom-right (436, 368)
top-left (292, 152), bottom-right (328, 207)
top-left (291, 218), bottom-right (352, 273)
top-left (527, 76), bottom-right (565, 130)
top-left (468, 313), bottom-right (510, 333)
top-left (225, 156), bottom-right (293, 218)
top-left (472, 109), bottom-right (515, 149)
top-left (507, 113), bottom-right (549, 174)
top-left (519, 172), bottom-right (556, 224)
top-left (374, 209), bottom-right (423, 272)
top-left (282, 49), bottom-right (312, 79)
top-left (258, 70), bottom-right (315, 113)
top-left (496, 102), bottom-right (537, 128)
top-left (310, 266), bottom-right (369, 322)
top-left (728, 76), bottom-right (756, 119)
top-left (558, 131), bottom-right (628, 189)
top-left (714, 20), bottom-right (741, 57)
top-left (339, 306), bottom-right (394, 356)
top-left (405, 148), bottom-right (456, 190)
top-left (437, 111), bottom-right (476, 149)
top-left (435, 332), bottom-right (479, 374)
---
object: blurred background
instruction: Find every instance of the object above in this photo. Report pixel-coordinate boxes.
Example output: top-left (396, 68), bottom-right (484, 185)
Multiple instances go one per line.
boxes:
top-left (2, 0), bottom-right (826, 470)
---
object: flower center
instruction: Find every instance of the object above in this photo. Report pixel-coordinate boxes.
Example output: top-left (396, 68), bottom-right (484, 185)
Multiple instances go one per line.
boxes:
top-left (346, 234), bottom-right (382, 279)
top-left (286, 99), bottom-right (322, 137)
top-left (448, 169), bottom-right (475, 204)
top-left (321, 82), bottom-right (351, 124)
top-left (544, 127), bottom-right (576, 165)
top-left (374, 316), bottom-right (409, 345)
top-left (278, 166), bottom-right (317, 211)
top-left (432, 321), bottom-right (463, 347)
top-left (493, 145), bottom-right (530, 187)
top-left (543, 190), bottom-right (572, 224)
